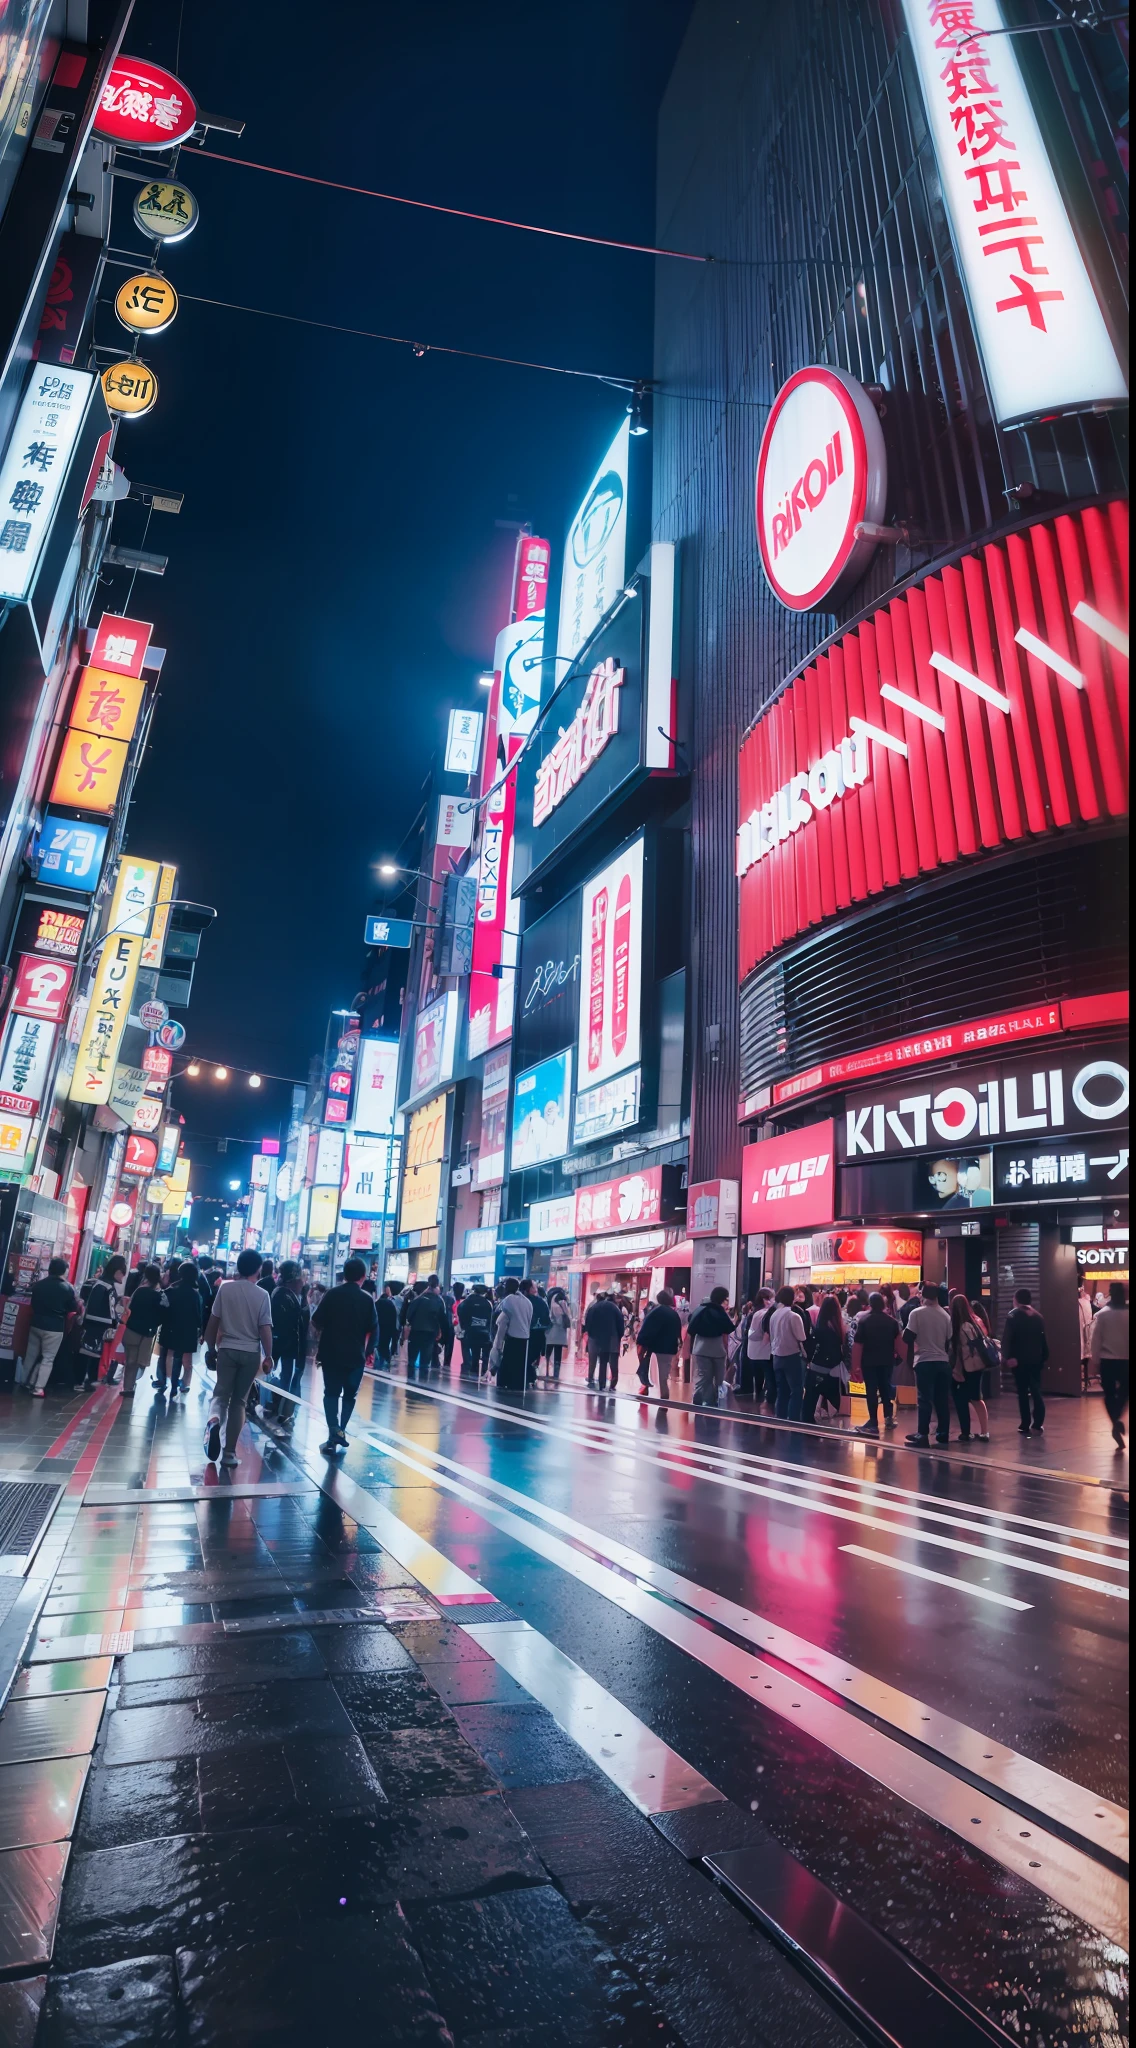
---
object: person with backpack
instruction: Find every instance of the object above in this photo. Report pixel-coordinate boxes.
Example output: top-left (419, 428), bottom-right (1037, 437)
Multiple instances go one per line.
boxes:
top-left (737, 1287), bottom-right (774, 1404)
top-left (765, 1286), bottom-right (809, 1420)
top-left (374, 1284), bottom-right (399, 1365)
top-left (635, 1289), bottom-right (683, 1399)
top-left (522, 1278), bottom-right (551, 1380)
top-left (1002, 1287), bottom-right (1049, 1436)
top-left (949, 1295), bottom-right (992, 1442)
top-left (404, 1275), bottom-right (450, 1375)
top-left (457, 1283), bottom-right (495, 1375)
top-left (544, 1287), bottom-right (572, 1382)
top-left (267, 1261), bottom-right (309, 1429)
top-left (802, 1294), bottom-right (849, 1423)
top-left (688, 1287), bottom-right (736, 1407)
top-left (1090, 1280), bottom-right (1128, 1451)
top-left (77, 1255), bottom-right (127, 1389)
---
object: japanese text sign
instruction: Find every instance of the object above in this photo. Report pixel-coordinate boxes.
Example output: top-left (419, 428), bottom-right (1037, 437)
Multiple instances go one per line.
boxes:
top-left (742, 1121), bottom-right (836, 1231)
top-left (94, 57), bottom-right (197, 148)
top-left (444, 710), bottom-right (483, 777)
top-left (578, 836), bottom-right (643, 1092)
top-left (900, 0), bottom-right (1126, 425)
top-left (557, 417), bottom-right (630, 671)
top-left (0, 1013), bottom-right (56, 1113)
top-left (514, 534), bottom-right (551, 622)
top-left (89, 613), bottom-right (152, 679)
top-left (70, 938), bottom-right (144, 1104)
top-left (354, 1037), bottom-right (399, 1138)
top-left (70, 667), bottom-right (146, 746)
top-left (576, 1166), bottom-right (663, 1237)
top-left (0, 369), bottom-right (93, 602)
top-left (50, 730), bottom-right (128, 814)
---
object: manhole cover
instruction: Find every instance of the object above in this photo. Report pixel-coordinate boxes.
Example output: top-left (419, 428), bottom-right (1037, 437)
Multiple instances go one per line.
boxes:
top-left (0, 1481), bottom-right (62, 1571)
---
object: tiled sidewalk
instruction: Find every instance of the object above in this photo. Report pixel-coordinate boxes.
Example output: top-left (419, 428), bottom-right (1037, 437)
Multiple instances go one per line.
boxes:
top-left (0, 1398), bottom-right (852, 2047)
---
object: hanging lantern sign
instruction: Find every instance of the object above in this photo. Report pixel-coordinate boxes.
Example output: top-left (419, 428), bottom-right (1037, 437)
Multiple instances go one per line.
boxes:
top-left (94, 58), bottom-right (198, 150)
top-left (101, 359), bottom-right (158, 419)
top-left (133, 180), bottom-right (199, 244)
top-left (115, 273), bottom-right (178, 336)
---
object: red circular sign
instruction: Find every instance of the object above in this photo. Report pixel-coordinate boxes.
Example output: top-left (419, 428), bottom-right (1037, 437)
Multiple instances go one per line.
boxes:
top-left (94, 58), bottom-right (198, 150)
top-left (755, 366), bottom-right (887, 611)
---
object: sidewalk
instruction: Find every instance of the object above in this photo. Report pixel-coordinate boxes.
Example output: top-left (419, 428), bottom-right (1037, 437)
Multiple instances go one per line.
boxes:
top-left (0, 1376), bottom-right (855, 2047)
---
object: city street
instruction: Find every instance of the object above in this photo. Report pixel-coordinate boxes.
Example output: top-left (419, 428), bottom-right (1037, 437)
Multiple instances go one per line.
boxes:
top-left (0, 1360), bottom-right (1126, 2045)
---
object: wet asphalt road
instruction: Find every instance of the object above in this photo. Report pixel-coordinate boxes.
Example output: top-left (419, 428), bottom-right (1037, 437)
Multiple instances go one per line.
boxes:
top-left (0, 1355), bottom-right (1127, 2046)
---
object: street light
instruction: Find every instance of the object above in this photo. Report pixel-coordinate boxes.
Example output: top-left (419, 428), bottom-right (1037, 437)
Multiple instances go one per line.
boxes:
top-left (248, 1073), bottom-right (262, 1088)
top-left (213, 1065), bottom-right (228, 1081)
top-left (186, 1061), bottom-right (200, 1076)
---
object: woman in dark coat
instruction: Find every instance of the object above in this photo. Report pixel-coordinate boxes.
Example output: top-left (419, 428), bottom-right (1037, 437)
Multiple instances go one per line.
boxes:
top-left (78, 1256), bottom-right (127, 1388)
top-left (155, 1261), bottom-right (202, 1396)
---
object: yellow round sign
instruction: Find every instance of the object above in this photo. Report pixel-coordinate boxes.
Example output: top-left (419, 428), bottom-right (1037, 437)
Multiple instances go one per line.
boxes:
top-left (132, 179), bottom-right (198, 243)
top-left (115, 272), bottom-right (178, 335)
top-left (101, 358), bottom-right (159, 419)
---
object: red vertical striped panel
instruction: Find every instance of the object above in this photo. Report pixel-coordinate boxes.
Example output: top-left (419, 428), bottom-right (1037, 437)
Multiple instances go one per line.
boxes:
top-left (903, 583), bottom-right (964, 863)
top-left (1107, 498), bottom-right (1128, 609)
top-left (918, 578), bottom-right (978, 856)
top-left (813, 653), bottom-right (838, 918)
top-left (872, 608), bottom-right (920, 877)
top-left (1055, 514), bottom-right (1126, 817)
top-left (961, 551), bottom-right (1023, 842)
top-left (940, 562), bottom-right (1001, 849)
top-left (843, 629), bottom-right (885, 899)
top-left (1005, 529), bottom-right (1073, 829)
top-left (1029, 521), bottom-right (1100, 822)
top-left (1081, 503), bottom-right (1129, 763)
top-left (984, 539), bottom-right (1049, 835)
top-left (830, 641), bottom-right (867, 901)
top-left (801, 661), bottom-right (824, 921)
top-left (856, 617), bottom-right (903, 887)
top-left (888, 593), bottom-right (948, 870)
top-left (822, 651), bottom-right (852, 908)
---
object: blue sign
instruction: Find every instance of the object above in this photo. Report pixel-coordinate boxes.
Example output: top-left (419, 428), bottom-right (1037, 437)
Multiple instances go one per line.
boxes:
top-left (510, 1049), bottom-right (573, 1170)
top-left (365, 914), bottom-right (413, 950)
top-left (32, 812), bottom-right (109, 892)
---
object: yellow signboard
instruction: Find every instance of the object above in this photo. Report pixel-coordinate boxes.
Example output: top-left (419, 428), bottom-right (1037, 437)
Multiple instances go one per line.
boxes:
top-left (69, 860), bottom-right (160, 1104)
top-left (307, 1187), bottom-right (339, 1240)
top-left (133, 180), bottom-right (198, 243)
top-left (69, 667), bottom-right (146, 746)
top-left (399, 1093), bottom-right (446, 1234)
top-left (101, 359), bottom-right (158, 418)
top-left (160, 1154), bottom-right (191, 1217)
top-left (50, 728), bottom-right (129, 813)
top-left (140, 862), bottom-right (177, 969)
top-left (115, 272), bottom-right (178, 334)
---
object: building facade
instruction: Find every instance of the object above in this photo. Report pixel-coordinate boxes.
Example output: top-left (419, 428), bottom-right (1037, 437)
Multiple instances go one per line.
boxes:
top-left (653, 0), bottom-right (1128, 1387)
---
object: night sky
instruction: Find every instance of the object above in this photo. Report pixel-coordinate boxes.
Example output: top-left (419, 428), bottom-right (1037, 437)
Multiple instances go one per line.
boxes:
top-left (107, 0), bottom-right (690, 1199)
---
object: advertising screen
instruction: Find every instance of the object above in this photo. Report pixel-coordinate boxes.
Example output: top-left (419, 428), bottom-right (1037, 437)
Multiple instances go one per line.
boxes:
top-left (511, 1050), bottom-right (572, 1170)
top-left (577, 837), bottom-right (643, 1093)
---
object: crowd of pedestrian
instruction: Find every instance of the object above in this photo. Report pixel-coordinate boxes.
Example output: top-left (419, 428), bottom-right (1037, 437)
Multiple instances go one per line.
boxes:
top-left (7, 1244), bottom-right (1128, 1459)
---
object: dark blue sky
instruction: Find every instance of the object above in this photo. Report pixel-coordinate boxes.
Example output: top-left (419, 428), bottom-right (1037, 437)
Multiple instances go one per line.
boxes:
top-left (110, 0), bottom-right (690, 1180)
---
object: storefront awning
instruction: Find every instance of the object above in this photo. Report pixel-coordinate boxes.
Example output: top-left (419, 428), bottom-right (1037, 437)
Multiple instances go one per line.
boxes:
top-left (650, 1238), bottom-right (693, 1268)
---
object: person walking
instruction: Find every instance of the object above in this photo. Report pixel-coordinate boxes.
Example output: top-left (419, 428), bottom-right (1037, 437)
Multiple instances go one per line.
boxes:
top-left (1078, 1281), bottom-right (1095, 1391)
top-left (457, 1283), bottom-right (495, 1376)
top-left (203, 1248), bottom-right (273, 1464)
top-left (635, 1289), bottom-right (683, 1399)
top-left (904, 1282), bottom-right (954, 1446)
top-left (802, 1294), bottom-right (849, 1423)
top-left (1090, 1280), bottom-right (1128, 1451)
top-left (19, 1258), bottom-right (80, 1398)
top-left (76, 1256), bottom-right (126, 1388)
top-left (583, 1291), bottom-right (624, 1391)
top-left (688, 1287), bottom-right (736, 1408)
top-left (1002, 1287), bottom-right (1049, 1437)
top-left (375, 1284), bottom-right (399, 1366)
top-left (851, 1292), bottom-right (903, 1435)
top-left (119, 1265), bottom-right (167, 1399)
top-left (493, 1277), bottom-right (533, 1390)
top-left (155, 1262), bottom-right (202, 1397)
top-left (949, 1295), bottom-right (992, 1442)
top-left (267, 1261), bottom-right (309, 1430)
top-left (521, 1278), bottom-right (550, 1380)
top-left (766, 1286), bottom-right (808, 1420)
top-left (544, 1287), bottom-right (571, 1382)
top-left (311, 1256), bottom-right (378, 1452)
top-left (404, 1275), bottom-right (449, 1375)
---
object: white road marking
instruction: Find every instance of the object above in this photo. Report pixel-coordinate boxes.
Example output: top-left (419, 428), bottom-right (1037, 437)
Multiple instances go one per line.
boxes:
top-left (840, 1544), bottom-right (1032, 1609)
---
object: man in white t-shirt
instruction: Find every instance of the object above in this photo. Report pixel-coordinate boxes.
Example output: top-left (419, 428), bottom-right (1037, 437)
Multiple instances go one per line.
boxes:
top-left (203, 1247), bottom-right (273, 1466)
top-left (768, 1287), bottom-right (808, 1420)
top-left (904, 1284), bottom-right (953, 1446)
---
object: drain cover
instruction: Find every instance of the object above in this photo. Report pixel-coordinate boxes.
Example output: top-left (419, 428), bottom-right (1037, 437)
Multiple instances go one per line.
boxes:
top-left (0, 1481), bottom-right (62, 1572)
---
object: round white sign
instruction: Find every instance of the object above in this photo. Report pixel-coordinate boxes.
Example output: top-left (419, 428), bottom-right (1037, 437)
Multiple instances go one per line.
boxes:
top-left (755, 366), bottom-right (887, 610)
top-left (139, 998), bottom-right (168, 1029)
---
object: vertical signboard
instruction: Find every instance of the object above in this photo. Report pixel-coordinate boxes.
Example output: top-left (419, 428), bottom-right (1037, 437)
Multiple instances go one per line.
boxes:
top-left (69, 859), bottom-right (160, 1104)
top-left (900, 0), bottom-right (1126, 425)
top-left (578, 836), bottom-right (644, 1093)
top-left (556, 418), bottom-right (631, 672)
top-left (354, 1037), bottom-right (399, 1136)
